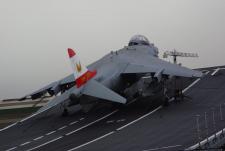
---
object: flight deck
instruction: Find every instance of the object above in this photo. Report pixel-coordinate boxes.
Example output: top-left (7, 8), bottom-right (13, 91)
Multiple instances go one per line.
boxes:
top-left (0, 66), bottom-right (225, 151)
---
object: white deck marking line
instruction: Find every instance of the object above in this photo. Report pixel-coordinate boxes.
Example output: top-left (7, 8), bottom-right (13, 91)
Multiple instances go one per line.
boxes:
top-left (182, 78), bottom-right (201, 93)
top-left (26, 136), bottom-right (63, 151)
top-left (143, 144), bottom-right (182, 151)
top-left (201, 70), bottom-right (210, 74)
top-left (116, 119), bottom-right (126, 123)
top-left (46, 130), bottom-right (56, 135)
top-left (20, 141), bottom-right (31, 146)
top-left (117, 106), bottom-right (162, 131)
top-left (204, 71), bottom-right (210, 75)
top-left (1, 112), bottom-right (38, 132)
top-left (5, 147), bottom-right (17, 151)
top-left (11, 111), bottom-right (117, 151)
top-left (79, 118), bottom-right (85, 121)
top-left (182, 71), bottom-right (209, 93)
top-left (58, 126), bottom-right (67, 130)
top-left (33, 136), bottom-right (44, 141)
top-left (211, 67), bottom-right (225, 76)
top-left (67, 131), bottom-right (114, 151)
top-left (106, 120), bottom-right (114, 123)
top-left (69, 121), bottom-right (78, 125)
top-left (4, 110), bottom-right (117, 151)
top-left (211, 68), bottom-right (220, 76)
top-left (0, 123), bottom-right (17, 132)
top-left (66, 110), bottom-right (118, 136)
top-left (20, 113), bottom-right (37, 123)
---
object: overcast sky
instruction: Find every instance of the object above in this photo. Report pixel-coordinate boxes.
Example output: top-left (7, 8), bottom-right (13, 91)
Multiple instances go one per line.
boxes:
top-left (0, 0), bottom-right (225, 99)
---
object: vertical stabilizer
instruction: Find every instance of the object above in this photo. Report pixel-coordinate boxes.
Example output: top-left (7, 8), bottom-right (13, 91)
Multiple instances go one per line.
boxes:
top-left (67, 48), bottom-right (97, 88)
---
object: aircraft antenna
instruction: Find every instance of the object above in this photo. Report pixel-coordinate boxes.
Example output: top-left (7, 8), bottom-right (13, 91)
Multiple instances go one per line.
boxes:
top-left (163, 49), bottom-right (199, 64)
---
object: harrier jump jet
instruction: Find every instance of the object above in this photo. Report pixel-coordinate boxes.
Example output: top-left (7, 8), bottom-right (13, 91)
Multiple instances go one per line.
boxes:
top-left (20, 35), bottom-right (202, 115)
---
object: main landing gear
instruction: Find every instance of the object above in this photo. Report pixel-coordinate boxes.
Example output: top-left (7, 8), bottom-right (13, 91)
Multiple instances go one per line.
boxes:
top-left (174, 89), bottom-right (184, 102)
top-left (60, 102), bottom-right (69, 117)
top-left (162, 83), bottom-right (170, 107)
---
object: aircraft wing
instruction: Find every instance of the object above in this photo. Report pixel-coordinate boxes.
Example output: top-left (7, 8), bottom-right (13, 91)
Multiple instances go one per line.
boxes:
top-left (123, 60), bottom-right (202, 78)
top-left (19, 81), bottom-right (58, 100)
top-left (20, 74), bottom-right (75, 101)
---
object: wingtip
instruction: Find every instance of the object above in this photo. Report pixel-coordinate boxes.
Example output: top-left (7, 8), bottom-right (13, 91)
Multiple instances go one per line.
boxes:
top-left (68, 48), bottom-right (76, 58)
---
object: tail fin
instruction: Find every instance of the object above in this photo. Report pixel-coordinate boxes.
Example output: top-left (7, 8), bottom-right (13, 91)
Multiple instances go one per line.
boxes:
top-left (67, 48), bottom-right (97, 88)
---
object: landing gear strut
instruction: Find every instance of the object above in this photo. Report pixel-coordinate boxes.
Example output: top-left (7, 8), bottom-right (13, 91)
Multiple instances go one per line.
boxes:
top-left (163, 96), bottom-right (169, 107)
top-left (162, 82), bottom-right (170, 107)
top-left (174, 89), bottom-right (184, 102)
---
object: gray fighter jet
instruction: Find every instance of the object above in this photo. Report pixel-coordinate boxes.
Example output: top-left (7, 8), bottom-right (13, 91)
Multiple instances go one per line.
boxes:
top-left (20, 35), bottom-right (202, 116)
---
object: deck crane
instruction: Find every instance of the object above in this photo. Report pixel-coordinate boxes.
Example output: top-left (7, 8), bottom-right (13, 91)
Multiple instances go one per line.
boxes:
top-left (163, 49), bottom-right (199, 64)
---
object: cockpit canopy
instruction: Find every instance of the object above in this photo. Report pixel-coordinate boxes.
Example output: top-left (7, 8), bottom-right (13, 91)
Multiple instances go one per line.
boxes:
top-left (128, 35), bottom-right (159, 57)
top-left (128, 35), bottom-right (150, 46)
